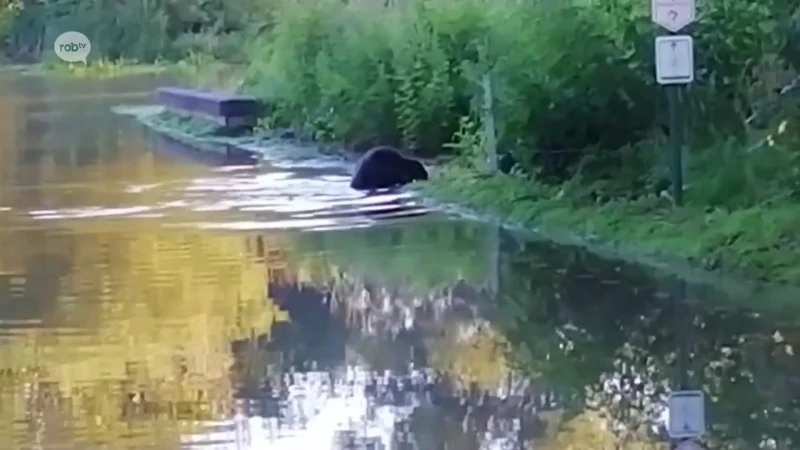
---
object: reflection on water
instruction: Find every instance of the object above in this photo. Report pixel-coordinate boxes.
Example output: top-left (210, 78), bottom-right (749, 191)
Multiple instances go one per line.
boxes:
top-left (0, 79), bottom-right (286, 449)
top-left (1, 73), bottom-right (800, 450)
top-left (289, 226), bottom-right (800, 450)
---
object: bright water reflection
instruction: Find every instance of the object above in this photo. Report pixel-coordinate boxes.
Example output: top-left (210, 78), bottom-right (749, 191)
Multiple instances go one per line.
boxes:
top-left (1, 72), bottom-right (799, 450)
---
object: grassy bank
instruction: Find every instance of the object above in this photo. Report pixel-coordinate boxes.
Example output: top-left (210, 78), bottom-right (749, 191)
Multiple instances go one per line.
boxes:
top-left (27, 58), bottom-right (170, 79)
top-left (81, 0), bottom-right (800, 288)
top-left (17, 53), bottom-right (245, 88)
top-left (230, 0), bottom-right (800, 288)
top-left (417, 163), bottom-right (800, 286)
top-left (128, 106), bottom-right (800, 288)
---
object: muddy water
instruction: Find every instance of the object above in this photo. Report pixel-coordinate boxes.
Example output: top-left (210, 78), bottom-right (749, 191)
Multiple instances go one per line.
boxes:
top-left (0, 73), bottom-right (798, 450)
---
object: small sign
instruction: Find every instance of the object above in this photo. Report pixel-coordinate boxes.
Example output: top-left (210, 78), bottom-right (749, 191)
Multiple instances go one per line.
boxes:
top-left (668, 390), bottom-right (706, 438)
top-left (655, 35), bottom-right (694, 85)
top-left (652, 0), bottom-right (695, 32)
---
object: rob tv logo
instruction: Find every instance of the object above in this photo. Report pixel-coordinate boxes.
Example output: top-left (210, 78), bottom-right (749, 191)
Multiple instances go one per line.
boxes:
top-left (53, 31), bottom-right (91, 63)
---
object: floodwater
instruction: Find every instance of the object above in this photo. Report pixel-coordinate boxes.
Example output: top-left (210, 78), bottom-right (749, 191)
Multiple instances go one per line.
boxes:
top-left (0, 73), bottom-right (798, 450)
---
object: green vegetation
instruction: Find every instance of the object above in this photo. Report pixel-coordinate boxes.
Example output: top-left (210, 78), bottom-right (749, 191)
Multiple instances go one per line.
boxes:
top-left (6, 0), bottom-right (800, 285)
top-left (286, 224), bottom-right (800, 448)
top-left (29, 56), bottom-right (169, 78)
top-left (418, 162), bottom-right (800, 285)
top-left (240, 0), bottom-right (799, 153)
top-left (1, 0), bottom-right (268, 66)
top-left (235, 0), bottom-right (800, 286)
top-left (126, 108), bottom-right (282, 147)
top-left (1, 0), bottom-right (259, 82)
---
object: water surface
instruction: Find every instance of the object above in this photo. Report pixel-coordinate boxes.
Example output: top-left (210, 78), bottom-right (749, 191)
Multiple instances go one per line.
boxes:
top-left (0, 72), bottom-right (798, 450)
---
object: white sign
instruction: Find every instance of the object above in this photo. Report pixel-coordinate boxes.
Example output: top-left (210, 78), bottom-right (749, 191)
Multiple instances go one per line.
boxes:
top-left (652, 0), bottom-right (695, 32)
top-left (655, 35), bottom-right (694, 85)
top-left (668, 390), bottom-right (706, 438)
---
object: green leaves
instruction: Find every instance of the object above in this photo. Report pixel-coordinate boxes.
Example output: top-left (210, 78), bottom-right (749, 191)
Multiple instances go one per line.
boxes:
top-left (234, 0), bottom-right (800, 206)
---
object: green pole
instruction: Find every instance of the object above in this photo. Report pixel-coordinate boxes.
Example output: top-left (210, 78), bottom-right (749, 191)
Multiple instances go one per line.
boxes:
top-left (667, 81), bottom-right (684, 206)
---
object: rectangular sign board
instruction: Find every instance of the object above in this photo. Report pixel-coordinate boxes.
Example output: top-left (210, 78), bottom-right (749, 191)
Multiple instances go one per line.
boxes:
top-left (652, 0), bottom-right (695, 32)
top-left (668, 390), bottom-right (706, 438)
top-left (655, 35), bottom-right (694, 85)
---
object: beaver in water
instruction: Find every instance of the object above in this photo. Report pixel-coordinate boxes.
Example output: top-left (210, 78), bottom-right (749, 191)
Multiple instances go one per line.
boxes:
top-left (350, 146), bottom-right (428, 190)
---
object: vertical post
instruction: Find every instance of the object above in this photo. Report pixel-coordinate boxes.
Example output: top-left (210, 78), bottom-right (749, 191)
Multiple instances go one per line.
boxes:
top-left (652, 0), bottom-right (694, 207)
top-left (670, 280), bottom-right (691, 450)
top-left (481, 72), bottom-right (498, 173)
top-left (667, 85), bottom-right (684, 206)
top-left (479, 34), bottom-right (498, 173)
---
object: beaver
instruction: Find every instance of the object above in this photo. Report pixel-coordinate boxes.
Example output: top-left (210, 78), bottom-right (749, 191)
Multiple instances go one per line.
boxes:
top-left (350, 146), bottom-right (428, 190)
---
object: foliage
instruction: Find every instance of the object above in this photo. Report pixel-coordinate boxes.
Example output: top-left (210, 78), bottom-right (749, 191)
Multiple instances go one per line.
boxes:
top-left (1, 0), bottom-right (273, 63)
top-left (33, 55), bottom-right (169, 78)
top-left (0, 0), bottom-right (22, 50)
top-left (243, 0), bottom-right (799, 190)
top-left (419, 165), bottom-right (800, 286)
top-left (279, 210), bottom-right (800, 448)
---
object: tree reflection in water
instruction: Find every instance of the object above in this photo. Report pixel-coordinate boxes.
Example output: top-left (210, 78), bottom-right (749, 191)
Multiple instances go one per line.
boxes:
top-left (229, 272), bottom-right (567, 449)
top-left (257, 223), bottom-right (800, 450)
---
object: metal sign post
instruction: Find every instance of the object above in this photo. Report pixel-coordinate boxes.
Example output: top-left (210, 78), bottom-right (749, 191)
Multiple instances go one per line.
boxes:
top-left (652, 0), bottom-right (695, 206)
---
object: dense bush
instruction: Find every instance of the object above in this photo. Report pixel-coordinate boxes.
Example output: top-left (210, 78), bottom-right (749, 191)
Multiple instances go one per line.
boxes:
top-left (243, 0), bottom-right (800, 201)
top-left (0, 1), bottom-right (22, 52)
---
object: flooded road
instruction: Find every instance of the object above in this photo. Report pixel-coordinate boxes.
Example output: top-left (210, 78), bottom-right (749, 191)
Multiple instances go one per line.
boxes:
top-left (1, 73), bottom-right (799, 450)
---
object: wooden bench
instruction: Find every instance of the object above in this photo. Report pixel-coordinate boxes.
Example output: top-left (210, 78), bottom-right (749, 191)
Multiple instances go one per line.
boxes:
top-left (155, 86), bottom-right (262, 129)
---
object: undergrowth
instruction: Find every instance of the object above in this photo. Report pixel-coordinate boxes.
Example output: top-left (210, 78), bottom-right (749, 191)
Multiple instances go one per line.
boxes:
top-left (34, 56), bottom-right (169, 78)
top-left (236, 0), bottom-right (800, 284)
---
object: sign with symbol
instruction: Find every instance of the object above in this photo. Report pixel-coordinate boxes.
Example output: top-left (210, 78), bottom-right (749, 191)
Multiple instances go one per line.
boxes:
top-left (668, 390), bottom-right (706, 438)
top-left (655, 35), bottom-right (694, 85)
top-left (652, 0), bottom-right (695, 32)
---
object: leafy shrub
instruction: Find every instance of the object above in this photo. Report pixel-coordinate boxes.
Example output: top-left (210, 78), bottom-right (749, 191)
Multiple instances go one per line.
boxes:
top-left (247, 0), bottom-right (654, 158)
top-left (8, 0), bottom-right (795, 209)
top-left (243, 0), bottom-right (799, 207)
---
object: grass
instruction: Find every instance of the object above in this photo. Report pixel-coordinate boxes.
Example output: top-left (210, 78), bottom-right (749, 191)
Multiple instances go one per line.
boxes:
top-left (136, 107), bottom-right (800, 291)
top-left (415, 164), bottom-right (800, 287)
top-left (19, 53), bottom-right (243, 84)
top-left (28, 57), bottom-right (171, 79)
top-left (104, 49), bottom-right (800, 293)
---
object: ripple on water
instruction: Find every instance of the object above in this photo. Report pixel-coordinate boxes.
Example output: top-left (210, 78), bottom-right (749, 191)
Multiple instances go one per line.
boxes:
top-left (20, 160), bottom-right (434, 232)
top-left (1, 82), bottom-right (519, 450)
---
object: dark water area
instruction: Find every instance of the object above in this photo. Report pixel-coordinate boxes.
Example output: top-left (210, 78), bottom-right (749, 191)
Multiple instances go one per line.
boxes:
top-left (0, 72), bottom-right (798, 450)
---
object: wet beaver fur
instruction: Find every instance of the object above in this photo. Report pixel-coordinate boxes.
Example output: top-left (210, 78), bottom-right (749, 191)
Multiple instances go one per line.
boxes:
top-left (350, 146), bottom-right (428, 190)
